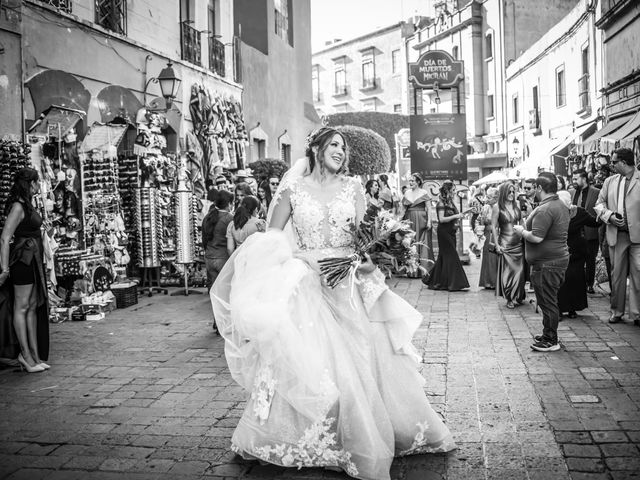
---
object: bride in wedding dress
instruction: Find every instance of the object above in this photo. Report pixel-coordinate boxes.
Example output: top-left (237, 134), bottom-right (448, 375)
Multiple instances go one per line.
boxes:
top-left (210, 127), bottom-right (455, 480)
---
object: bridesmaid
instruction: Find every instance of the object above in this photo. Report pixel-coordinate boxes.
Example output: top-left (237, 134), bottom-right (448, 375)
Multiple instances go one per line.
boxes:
top-left (492, 182), bottom-right (526, 308)
top-left (402, 174), bottom-right (433, 273)
top-left (424, 180), bottom-right (470, 291)
top-left (478, 187), bottom-right (499, 289)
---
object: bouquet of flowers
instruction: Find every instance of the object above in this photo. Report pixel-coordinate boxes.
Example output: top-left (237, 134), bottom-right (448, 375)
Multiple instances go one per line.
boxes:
top-left (318, 204), bottom-right (426, 288)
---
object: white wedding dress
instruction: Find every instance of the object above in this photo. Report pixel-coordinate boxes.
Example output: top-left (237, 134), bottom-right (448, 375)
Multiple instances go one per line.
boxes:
top-left (210, 174), bottom-right (455, 480)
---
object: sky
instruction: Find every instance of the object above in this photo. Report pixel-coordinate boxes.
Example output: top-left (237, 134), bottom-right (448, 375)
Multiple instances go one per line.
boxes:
top-left (310, 0), bottom-right (428, 52)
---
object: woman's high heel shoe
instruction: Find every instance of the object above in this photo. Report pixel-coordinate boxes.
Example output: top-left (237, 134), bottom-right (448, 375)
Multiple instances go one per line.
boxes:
top-left (17, 353), bottom-right (44, 373)
top-left (38, 362), bottom-right (50, 370)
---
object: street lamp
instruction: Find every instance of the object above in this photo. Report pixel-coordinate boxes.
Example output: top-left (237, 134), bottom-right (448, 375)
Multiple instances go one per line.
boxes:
top-left (156, 61), bottom-right (181, 110)
top-left (143, 58), bottom-right (182, 110)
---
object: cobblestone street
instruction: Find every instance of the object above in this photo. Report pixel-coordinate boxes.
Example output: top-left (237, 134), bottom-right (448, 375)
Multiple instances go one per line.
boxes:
top-left (1, 258), bottom-right (639, 480)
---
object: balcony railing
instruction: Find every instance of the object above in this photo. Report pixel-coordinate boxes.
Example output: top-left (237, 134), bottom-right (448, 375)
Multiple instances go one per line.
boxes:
top-left (578, 73), bottom-right (590, 112)
top-left (36, 0), bottom-right (72, 13)
top-left (362, 77), bottom-right (376, 90)
top-left (334, 85), bottom-right (348, 96)
top-left (209, 37), bottom-right (225, 77)
top-left (181, 21), bottom-right (201, 66)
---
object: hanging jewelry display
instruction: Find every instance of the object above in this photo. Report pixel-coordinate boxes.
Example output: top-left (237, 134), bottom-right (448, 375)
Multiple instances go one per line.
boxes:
top-left (0, 139), bottom-right (32, 230)
top-left (134, 187), bottom-right (161, 267)
top-left (174, 189), bottom-right (194, 264)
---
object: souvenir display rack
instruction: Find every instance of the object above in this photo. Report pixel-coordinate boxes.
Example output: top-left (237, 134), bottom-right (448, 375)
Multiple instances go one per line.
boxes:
top-left (0, 139), bottom-right (32, 230)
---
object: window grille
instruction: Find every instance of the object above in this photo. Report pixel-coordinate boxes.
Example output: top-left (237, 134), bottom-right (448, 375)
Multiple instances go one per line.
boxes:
top-left (95, 0), bottom-right (126, 35)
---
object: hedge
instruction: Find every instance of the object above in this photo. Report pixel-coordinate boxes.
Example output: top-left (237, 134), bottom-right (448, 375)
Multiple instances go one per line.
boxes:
top-left (326, 112), bottom-right (409, 171)
top-left (248, 158), bottom-right (289, 182)
top-left (336, 125), bottom-right (390, 176)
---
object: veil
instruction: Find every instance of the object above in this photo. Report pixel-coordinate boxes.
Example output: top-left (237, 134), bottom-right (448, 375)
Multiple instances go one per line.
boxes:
top-left (265, 156), bottom-right (311, 250)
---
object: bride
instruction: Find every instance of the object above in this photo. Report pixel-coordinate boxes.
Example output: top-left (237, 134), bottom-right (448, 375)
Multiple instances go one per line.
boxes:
top-left (210, 127), bottom-right (455, 480)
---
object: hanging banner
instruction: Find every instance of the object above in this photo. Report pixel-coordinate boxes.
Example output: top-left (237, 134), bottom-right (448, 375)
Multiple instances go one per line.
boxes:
top-left (410, 114), bottom-right (467, 180)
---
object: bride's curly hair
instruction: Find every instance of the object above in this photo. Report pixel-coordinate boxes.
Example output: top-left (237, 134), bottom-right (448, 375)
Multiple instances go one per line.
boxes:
top-left (305, 127), bottom-right (349, 175)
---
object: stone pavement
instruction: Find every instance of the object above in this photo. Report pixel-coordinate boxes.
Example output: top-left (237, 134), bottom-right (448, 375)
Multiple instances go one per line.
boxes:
top-left (0, 256), bottom-right (639, 480)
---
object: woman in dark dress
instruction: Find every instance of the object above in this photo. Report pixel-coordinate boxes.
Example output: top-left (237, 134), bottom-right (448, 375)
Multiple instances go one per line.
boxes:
top-left (0, 168), bottom-right (49, 373)
top-left (478, 187), bottom-right (499, 289)
top-left (492, 182), bottom-right (526, 308)
top-left (556, 191), bottom-right (600, 318)
top-left (424, 180), bottom-right (470, 291)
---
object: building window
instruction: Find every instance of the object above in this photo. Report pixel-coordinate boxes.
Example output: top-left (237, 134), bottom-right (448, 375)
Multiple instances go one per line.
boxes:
top-left (485, 33), bottom-right (493, 59)
top-left (361, 51), bottom-right (376, 89)
top-left (556, 65), bottom-right (566, 107)
top-left (253, 139), bottom-right (266, 160)
top-left (334, 58), bottom-right (347, 96)
top-left (512, 93), bottom-right (519, 125)
top-left (280, 143), bottom-right (291, 164)
top-left (579, 45), bottom-right (590, 111)
top-left (394, 104), bottom-right (402, 113)
top-left (334, 103), bottom-right (349, 113)
top-left (392, 49), bottom-right (400, 75)
top-left (362, 99), bottom-right (377, 112)
top-left (312, 65), bottom-right (320, 102)
top-left (452, 45), bottom-right (459, 60)
top-left (529, 85), bottom-right (541, 130)
top-left (36, 0), bottom-right (72, 13)
top-left (274, 0), bottom-right (290, 43)
top-left (487, 94), bottom-right (494, 118)
top-left (95, 0), bottom-right (126, 35)
top-left (180, 0), bottom-right (201, 66)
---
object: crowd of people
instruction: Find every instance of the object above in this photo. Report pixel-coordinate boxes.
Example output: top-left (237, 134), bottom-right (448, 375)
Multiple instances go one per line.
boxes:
top-left (467, 148), bottom-right (640, 351)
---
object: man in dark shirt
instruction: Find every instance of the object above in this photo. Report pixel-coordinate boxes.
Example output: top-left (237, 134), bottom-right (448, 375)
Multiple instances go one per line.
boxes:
top-left (570, 168), bottom-right (600, 293)
top-left (514, 172), bottom-right (570, 352)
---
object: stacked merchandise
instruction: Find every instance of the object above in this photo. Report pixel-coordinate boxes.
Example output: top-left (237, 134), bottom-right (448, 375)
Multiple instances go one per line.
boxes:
top-left (117, 156), bottom-right (139, 275)
top-left (173, 190), bottom-right (194, 264)
top-left (134, 187), bottom-right (163, 268)
top-left (0, 139), bottom-right (32, 230)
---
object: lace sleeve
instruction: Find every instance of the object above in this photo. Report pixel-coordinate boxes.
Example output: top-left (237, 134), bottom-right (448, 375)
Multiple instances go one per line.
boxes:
top-left (268, 184), bottom-right (294, 231)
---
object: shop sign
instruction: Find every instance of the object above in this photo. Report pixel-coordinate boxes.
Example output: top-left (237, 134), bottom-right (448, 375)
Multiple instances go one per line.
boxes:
top-left (408, 50), bottom-right (464, 90)
top-left (410, 114), bottom-right (467, 180)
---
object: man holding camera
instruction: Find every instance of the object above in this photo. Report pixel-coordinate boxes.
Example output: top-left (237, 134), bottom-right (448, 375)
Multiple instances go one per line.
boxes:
top-left (595, 148), bottom-right (640, 326)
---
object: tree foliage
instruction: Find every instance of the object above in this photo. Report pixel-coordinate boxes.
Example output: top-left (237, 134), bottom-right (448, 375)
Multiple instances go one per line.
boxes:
top-left (326, 112), bottom-right (409, 171)
top-left (248, 158), bottom-right (289, 182)
top-left (336, 125), bottom-right (390, 176)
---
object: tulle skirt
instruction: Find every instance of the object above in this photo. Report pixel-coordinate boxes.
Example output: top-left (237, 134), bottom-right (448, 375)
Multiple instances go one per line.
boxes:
top-left (210, 231), bottom-right (455, 480)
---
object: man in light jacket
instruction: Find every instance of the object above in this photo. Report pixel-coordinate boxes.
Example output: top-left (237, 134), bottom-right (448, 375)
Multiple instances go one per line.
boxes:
top-left (594, 148), bottom-right (640, 326)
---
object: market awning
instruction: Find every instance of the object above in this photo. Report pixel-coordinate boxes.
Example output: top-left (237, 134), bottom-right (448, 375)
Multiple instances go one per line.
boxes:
top-left (79, 122), bottom-right (129, 153)
top-left (600, 111), bottom-right (640, 154)
top-left (551, 122), bottom-right (597, 159)
top-left (473, 170), bottom-right (509, 186)
top-left (575, 115), bottom-right (629, 155)
top-left (27, 105), bottom-right (85, 139)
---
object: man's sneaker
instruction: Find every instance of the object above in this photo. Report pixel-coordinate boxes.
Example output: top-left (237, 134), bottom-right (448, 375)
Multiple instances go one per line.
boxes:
top-left (531, 340), bottom-right (560, 352)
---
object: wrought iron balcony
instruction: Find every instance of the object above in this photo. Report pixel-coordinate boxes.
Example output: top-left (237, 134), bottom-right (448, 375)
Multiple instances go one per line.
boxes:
top-left (181, 21), bottom-right (201, 66)
top-left (36, 0), bottom-right (72, 13)
top-left (578, 73), bottom-right (591, 112)
top-left (334, 85), bottom-right (348, 96)
top-left (209, 37), bottom-right (225, 77)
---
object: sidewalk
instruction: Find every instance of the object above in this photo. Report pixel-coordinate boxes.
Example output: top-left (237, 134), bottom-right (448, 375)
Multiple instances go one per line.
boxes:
top-left (0, 256), bottom-right (638, 480)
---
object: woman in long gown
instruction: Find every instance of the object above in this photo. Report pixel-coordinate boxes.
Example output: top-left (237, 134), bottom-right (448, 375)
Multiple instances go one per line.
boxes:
top-left (478, 187), bottom-right (499, 289)
top-left (402, 174), bottom-right (433, 274)
top-left (556, 191), bottom-right (600, 318)
top-left (492, 182), bottom-right (526, 308)
top-left (210, 127), bottom-right (455, 480)
top-left (424, 180), bottom-right (470, 291)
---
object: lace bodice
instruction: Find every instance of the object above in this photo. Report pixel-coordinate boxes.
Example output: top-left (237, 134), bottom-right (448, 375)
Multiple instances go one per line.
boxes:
top-left (288, 177), bottom-right (363, 251)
